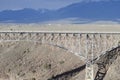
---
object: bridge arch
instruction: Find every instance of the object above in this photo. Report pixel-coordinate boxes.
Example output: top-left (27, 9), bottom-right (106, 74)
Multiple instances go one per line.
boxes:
top-left (0, 40), bottom-right (85, 61)
top-left (0, 32), bottom-right (120, 63)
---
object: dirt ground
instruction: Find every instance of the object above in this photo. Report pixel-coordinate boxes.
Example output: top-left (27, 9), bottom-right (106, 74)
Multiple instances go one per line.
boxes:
top-left (0, 41), bottom-right (120, 80)
top-left (0, 24), bottom-right (120, 32)
top-left (0, 41), bottom-right (85, 80)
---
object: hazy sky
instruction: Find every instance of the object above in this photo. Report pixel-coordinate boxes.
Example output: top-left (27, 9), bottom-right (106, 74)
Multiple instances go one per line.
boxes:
top-left (0, 0), bottom-right (83, 11)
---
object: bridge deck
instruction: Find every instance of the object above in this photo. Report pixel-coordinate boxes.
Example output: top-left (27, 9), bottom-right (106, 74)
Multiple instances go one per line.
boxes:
top-left (0, 31), bottom-right (120, 34)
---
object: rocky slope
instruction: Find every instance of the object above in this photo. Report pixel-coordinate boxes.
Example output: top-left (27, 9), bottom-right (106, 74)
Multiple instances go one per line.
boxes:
top-left (0, 41), bottom-right (84, 80)
top-left (0, 41), bottom-right (120, 80)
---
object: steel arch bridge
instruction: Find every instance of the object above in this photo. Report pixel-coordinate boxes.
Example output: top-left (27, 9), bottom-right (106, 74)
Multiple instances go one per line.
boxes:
top-left (0, 31), bottom-right (120, 80)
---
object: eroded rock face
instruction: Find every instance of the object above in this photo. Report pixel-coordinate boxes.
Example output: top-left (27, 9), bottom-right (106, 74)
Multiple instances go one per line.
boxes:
top-left (0, 41), bottom-right (83, 80)
top-left (0, 39), bottom-right (120, 80)
top-left (104, 56), bottom-right (120, 80)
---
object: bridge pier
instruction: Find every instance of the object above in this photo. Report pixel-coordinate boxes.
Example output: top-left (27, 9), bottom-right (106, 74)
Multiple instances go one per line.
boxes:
top-left (85, 34), bottom-right (94, 80)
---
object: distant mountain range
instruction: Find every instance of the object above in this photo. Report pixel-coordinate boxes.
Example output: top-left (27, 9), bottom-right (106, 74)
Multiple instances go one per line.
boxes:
top-left (0, 1), bottom-right (120, 23)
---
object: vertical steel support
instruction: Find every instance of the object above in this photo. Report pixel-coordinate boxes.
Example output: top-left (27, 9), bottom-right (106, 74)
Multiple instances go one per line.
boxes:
top-left (85, 34), bottom-right (94, 80)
